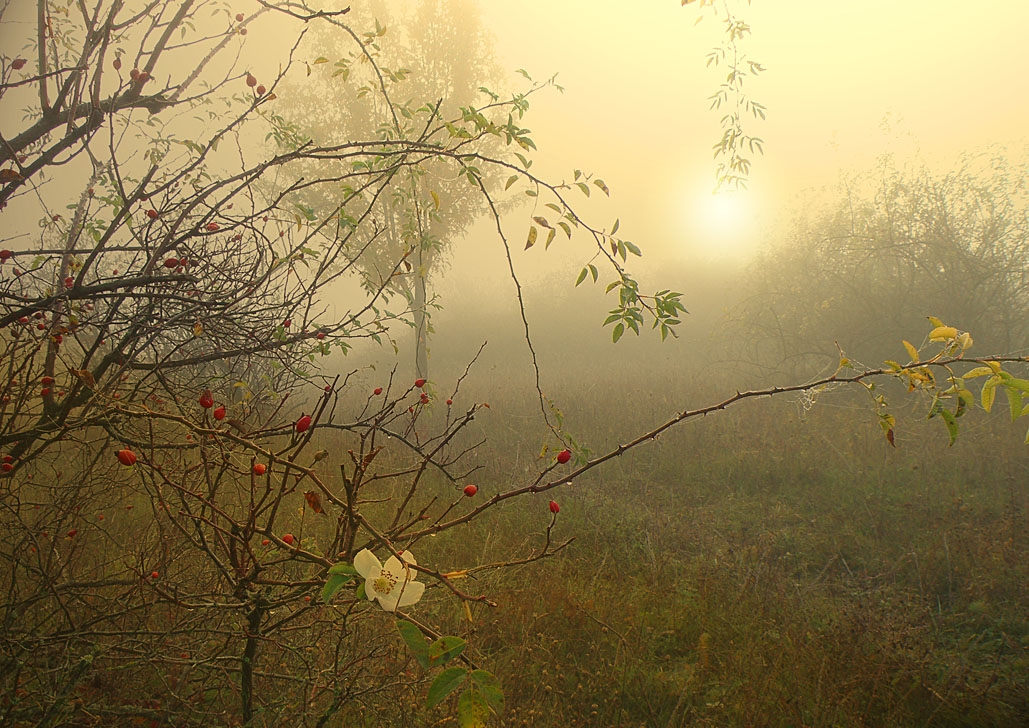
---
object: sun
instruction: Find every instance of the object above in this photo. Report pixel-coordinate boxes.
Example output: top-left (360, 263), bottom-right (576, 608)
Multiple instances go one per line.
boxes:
top-left (677, 184), bottom-right (761, 259)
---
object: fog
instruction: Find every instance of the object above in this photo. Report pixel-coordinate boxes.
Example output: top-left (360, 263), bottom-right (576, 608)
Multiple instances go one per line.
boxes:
top-left (2, 2), bottom-right (1027, 725)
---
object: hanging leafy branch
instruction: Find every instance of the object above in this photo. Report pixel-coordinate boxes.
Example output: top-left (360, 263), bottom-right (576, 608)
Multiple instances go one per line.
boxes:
top-left (685, 0), bottom-right (766, 189)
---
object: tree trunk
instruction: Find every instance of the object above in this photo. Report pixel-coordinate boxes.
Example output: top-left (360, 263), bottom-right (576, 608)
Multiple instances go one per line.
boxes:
top-left (414, 249), bottom-right (429, 380)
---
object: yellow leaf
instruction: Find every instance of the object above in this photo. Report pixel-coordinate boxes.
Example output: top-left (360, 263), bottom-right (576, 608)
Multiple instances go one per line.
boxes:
top-left (193, 322), bottom-right (203, 337)
top-left (430, 189), bottom-right (440, 210)
top-left (928, 326), bottom-right (958, 342)
top-left (524, 226), bottom-right (537, 250)
top-left (902, 340), bottom-right (919, 363)
top-left (441, 570), bottom-right (468, 580)
top-left (927, 315), bottom-right (945, 328)
top-left (964, 367), bottom-right (994, 378)
top-left (981, 377), bottom-right (1000, 413)
top-left (463, 600), bottom-right (473, 623)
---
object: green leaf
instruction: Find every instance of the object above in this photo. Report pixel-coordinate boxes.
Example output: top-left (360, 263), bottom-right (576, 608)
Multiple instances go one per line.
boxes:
top-left (612, 322), bottom-right (624, 343)
top-left (575, 268), bottom-right (588, 287)
top-left (611, 218), bottom-right (620, 235)
top-left (321, 573), bottom-right (351, 604)
top-left (396, 620), bottom-right (430, 669)
top-left (1005, 387), bottom-right (1023, 423)
top-left (428, 636), bottom-right (467, 666)
top-left (558, 221), bottom-right (572, 238)
top-left (457, 688), bottom-right (489, 728)
top-left (327, 562), bottom-right (359, 575)
top-left (427, 667), bottom-right (467, 709)
top-left (469, 670), bottom-right (504, 715)
top-left (939, 408), bottom-right (958, 446)
top-left (593, 179), bottom-right (610, 196)
top-left (504, 175), bottom-right (518, 190)
top-left (355, 582), bottom-right (366, 600)
top-left (1006, 378), bottom-right (1029, 395)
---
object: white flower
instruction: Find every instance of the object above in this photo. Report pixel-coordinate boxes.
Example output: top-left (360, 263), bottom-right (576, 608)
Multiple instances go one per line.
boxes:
top-left (353, 548), bottom-right (424, 612)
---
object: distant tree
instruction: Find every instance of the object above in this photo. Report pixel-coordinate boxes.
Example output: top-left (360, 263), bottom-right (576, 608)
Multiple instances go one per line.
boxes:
top-left (277, 0), bottom-right (507, 378)
top-left (726, 151), bottom-right (1029, 378)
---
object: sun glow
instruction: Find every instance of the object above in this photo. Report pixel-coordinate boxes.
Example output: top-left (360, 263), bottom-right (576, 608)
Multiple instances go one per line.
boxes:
top-left (674, 184), bottom-right (762, 261)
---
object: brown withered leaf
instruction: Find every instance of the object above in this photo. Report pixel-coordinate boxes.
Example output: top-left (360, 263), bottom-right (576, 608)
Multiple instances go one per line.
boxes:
top-left (226, 418), bottom-right (249, 435)
top-left (69, 369), bottom-right (95, 389)
top-left (303, 490), bottom-right (325, 514)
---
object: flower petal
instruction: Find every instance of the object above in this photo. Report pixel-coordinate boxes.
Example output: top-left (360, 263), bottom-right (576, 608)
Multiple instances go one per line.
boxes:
top-left (364, 577), bottom-right (378, 602)
top-left (395, 579), bottom-right (425, 608)
top-left (376, 590), bottom-right (402, 612)
top-left (353, 549), bottom-right (381, 580)
top-left (382, 554), bottom-right (404, 576)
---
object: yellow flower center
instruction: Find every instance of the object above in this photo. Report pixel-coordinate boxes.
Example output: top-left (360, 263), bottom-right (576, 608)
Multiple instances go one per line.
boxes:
top-left (374, 571), bottom-right (398, 595)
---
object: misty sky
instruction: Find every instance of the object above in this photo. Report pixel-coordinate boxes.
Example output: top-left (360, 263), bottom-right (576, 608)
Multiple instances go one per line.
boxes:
top-left (468, 0), bottom-right (1029, 267)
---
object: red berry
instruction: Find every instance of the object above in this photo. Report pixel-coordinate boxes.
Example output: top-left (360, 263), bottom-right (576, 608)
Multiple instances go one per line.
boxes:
top-left (261, 539), bottom-right (270, 546)
top-left (18, 317), bottom-right (28, 324)
top-left (463, 484), bottom-right (478, 497)
top-left (213, 405), bottom-right (225, 421)
top-left (282, 533), bottom-right (294, 546)
top-left (64, 277), bottom-right (73, 287)
top-left (295, 414), bottom-right (311, 432)
top-left (0, 250), bottom-right (11, 262)
top-left (136, 71), bottom-right (149, 83)
top-left (324, 385), bottom-right (331, 393)
top-left (67, 529), bottom-right (77, 538)
top-left (199, 390), bottom-right (214, 409)
top-left (304, 596), bottom-right (311, 602)
top-left (414, 378), bottom-right (426, 388)
top-left (557, 449), bottom-right (571, 464)
top-left (1, 463), bottom-right (12, 473)
top-left (1, 455), bottom-right (11, 463)
top-left (420, 392), bottom-right (429, 403)
top-left (36, 323), bottom-right (45, 330)
top-left (236, 13), bottom-right (244, 21)
top-left (53, 335), bottom-right (62, 344)
top-left (373, 387), bottom-right (382, 395)
top-left (283, 319), bottom-right (291, 328)
top-left (163, 257), bottom-right (178, 268)
top-left (253, 463), bottom-right (266, 475)
top-left (239, 27), bottom-right (247, 35)
top-left (40, 388), bottom-right (50, 396)
top-left (246, 73), bottom-right (257, 87)
top-left (549, 500), bottom-right (560, 514)
top-left (147, 209), bottom-right (159, 219)
top-left (151, 571), bottom-right (159, 579)
top-left (116, 449), bottom-right (137, 466)
top-left (205, 222), bottom-right (219, 232)
top-left (113, 58), bottom-right (121, 70)
top-left (446, 399), bottom-right (452, 405)
top-left (316, 332), bottom-right (325, 339)
top-left (12, 58), bottom-right (26, 70)
top-left (41, 376), bottom-right (54, 385)
top-left (256, 85), bottom-right (266, 95)
top-left (130, 68), bottom-right (139, 80)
